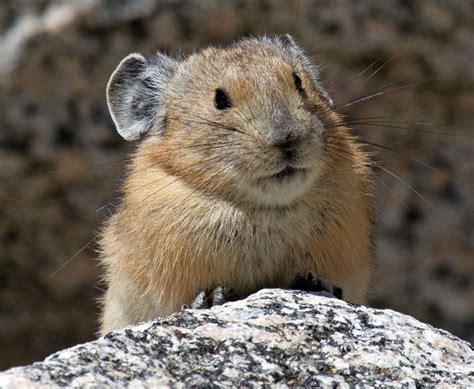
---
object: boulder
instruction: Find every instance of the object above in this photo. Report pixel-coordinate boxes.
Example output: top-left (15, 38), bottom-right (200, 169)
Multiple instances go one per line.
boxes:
top-left (0, 289), bottom-right (472, 387)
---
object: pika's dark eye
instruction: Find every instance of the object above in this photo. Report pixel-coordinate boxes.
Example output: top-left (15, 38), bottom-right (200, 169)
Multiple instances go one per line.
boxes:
top-left (214, 88), bottom-right (232, 110)
top-left (293, 72), bottom-right (305, 95)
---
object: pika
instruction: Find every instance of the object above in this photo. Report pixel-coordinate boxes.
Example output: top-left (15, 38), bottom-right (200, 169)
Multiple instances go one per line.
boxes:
top-left (100, 35), bottom-right (373, 335)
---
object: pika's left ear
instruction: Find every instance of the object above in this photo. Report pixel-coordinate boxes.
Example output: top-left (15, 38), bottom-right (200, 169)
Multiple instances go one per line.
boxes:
top-left (106, 52), bottom-right (178, 141)
top-left (275, 34), bottom-right (333, 107)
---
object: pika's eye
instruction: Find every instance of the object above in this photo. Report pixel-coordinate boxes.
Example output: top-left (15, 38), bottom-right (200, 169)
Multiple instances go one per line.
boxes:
top-left (293, 72), bottom-right (305, 95)
top-left (214, 88), bottom-right (232, 110)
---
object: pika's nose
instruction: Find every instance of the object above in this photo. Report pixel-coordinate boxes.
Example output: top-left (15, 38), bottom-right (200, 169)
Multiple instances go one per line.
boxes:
top-left (268, 114), bottom-right (303, 159)
top-left (273, 133), bottom-right (300, 161)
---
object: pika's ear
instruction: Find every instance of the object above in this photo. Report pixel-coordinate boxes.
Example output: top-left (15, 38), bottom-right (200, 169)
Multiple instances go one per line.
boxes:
top-left (106, 52), bottom-right (177, 141)
top-left (276, 34), bottom-right (298, 49)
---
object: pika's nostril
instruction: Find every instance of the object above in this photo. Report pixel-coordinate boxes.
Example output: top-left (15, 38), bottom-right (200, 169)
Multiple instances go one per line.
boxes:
top-left (273, 134), bottom-right (296, 149)
top-left (275, 138), bottom-right (299, 160)
top-left (283, 147), bottom-right (296, 161)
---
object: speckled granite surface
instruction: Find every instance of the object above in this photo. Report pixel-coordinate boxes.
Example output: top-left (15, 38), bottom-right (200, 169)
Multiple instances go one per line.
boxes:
top-left (0, 289), bottom-right (472, 387)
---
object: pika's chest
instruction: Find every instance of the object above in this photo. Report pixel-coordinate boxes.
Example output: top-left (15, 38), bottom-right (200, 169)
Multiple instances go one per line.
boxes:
top-left (186, 205), bottom-right (315, 264)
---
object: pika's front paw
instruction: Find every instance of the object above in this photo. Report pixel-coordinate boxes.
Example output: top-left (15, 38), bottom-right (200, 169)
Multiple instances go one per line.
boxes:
top-left (290, 272), bottom-right (343, 300)
top-left (189, 286), bottom-right (240, 310)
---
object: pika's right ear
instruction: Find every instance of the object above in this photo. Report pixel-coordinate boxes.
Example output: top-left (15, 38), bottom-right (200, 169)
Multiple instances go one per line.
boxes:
top-left (106, 52), bottom-right (177, 141)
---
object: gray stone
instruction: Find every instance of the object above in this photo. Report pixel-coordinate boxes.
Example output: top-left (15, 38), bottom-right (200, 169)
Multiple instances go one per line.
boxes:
top-left (0, 289), bottom-right (472, 387)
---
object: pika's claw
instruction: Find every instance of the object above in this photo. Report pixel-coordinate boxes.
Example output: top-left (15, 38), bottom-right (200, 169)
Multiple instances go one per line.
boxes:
top-left (290, 272), bottom-right (343, 300)
top-left (190, 291), bottom-right (209, 309)
top-left (190, 287), bottom-right (240, 310)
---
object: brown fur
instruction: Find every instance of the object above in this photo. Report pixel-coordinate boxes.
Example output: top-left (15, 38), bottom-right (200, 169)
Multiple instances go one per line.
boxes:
top-left (100, 38), bottom-right (373, 334)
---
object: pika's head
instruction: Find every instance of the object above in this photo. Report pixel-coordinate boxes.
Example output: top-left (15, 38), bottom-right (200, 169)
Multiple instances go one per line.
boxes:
top-left (107, 35), bottom-right (338, 208)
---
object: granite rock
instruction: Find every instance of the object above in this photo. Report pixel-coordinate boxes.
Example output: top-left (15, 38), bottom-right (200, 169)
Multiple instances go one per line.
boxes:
top-left (0, 289), bottom-right (472, 387)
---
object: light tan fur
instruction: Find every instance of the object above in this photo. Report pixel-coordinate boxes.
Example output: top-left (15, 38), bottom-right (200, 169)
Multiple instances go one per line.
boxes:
top-left (100, 38), bottom-right (373, 335)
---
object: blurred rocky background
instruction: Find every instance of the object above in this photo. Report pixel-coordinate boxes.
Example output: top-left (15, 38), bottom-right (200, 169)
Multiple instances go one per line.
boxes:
top-left (0, 0), bottom-right (472, 369)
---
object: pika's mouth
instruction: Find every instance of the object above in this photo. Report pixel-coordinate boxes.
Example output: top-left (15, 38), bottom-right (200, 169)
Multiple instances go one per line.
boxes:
top-left (261, 166), bottom-right (307, 182)
top-left (246, 165), bottom-right (315, 206)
